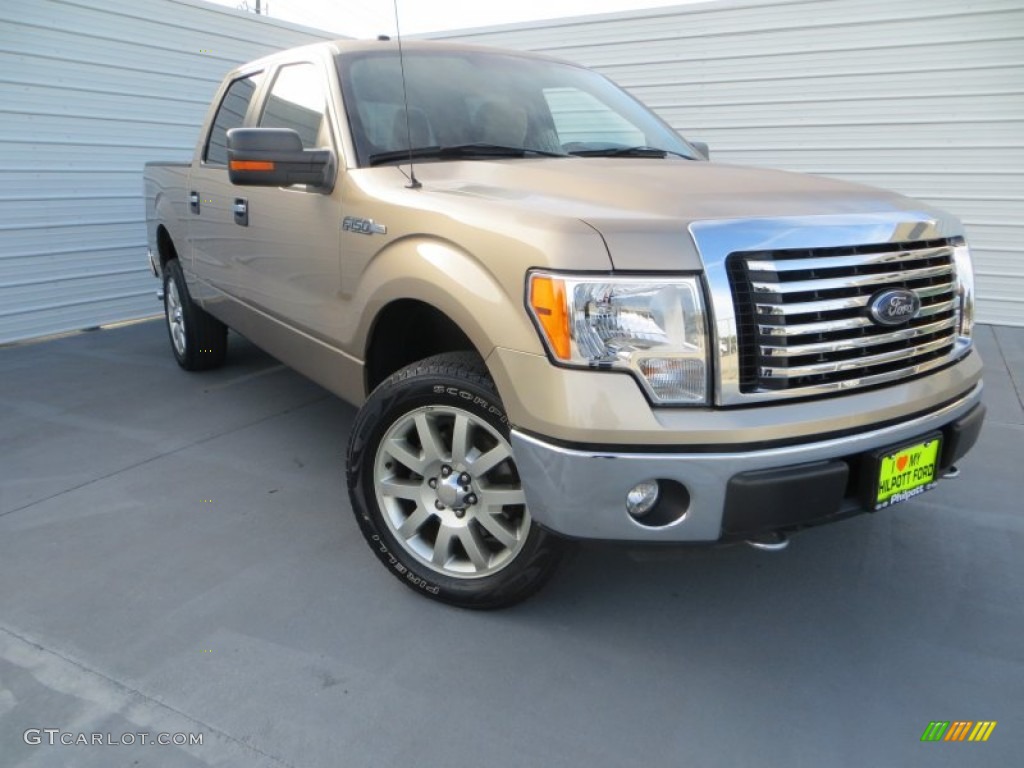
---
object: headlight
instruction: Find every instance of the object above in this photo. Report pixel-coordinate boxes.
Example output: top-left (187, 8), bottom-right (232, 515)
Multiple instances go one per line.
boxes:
top-left (527, 272), bottom-right (709, 404)
top-left (952, 242), bottom-right (975, 342)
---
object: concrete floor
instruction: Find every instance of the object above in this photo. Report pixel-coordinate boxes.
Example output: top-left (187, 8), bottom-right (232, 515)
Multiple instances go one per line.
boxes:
top-left (1, 319), bottom-right (1021, 767)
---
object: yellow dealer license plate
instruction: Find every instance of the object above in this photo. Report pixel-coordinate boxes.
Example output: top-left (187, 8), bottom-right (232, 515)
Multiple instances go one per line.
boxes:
top-left (874, 435), bottom-right (942, 510)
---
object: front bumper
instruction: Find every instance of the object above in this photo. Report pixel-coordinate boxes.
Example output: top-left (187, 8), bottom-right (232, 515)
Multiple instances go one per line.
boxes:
top-left (511, 383), bottom-right (984, 542)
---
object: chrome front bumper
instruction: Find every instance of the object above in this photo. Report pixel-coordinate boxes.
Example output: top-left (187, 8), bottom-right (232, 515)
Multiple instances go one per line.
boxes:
top-left (511, 382), bottom-right (984, 542)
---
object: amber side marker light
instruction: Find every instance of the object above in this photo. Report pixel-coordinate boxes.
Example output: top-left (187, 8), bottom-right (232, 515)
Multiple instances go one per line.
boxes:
top-left (529, 274), bottom-right (571, 360)
top-left (229, 160), bottom-right (275, 171)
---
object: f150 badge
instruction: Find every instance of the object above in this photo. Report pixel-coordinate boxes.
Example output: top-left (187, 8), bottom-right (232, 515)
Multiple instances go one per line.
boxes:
top-left (342, 216), bottom-right (387, 235)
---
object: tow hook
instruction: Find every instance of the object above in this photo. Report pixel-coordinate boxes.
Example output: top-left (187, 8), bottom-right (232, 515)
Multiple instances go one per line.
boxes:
top-left (943, 465), bottom-right (961, 478)
top-left (746, 532), bottom-right (789, 552)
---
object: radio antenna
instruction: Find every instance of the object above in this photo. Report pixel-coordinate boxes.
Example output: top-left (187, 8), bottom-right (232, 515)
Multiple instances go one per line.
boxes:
top-left (393, 0), bottom-right (421, 189)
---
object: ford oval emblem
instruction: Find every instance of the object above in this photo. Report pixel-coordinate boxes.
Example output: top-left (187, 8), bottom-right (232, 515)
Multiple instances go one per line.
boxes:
top-left (868, 288), bottom-right (920, 326)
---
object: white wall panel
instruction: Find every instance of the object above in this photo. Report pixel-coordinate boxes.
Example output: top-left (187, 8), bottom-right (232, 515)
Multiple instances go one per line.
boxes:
top-left (3, 0), bottom-right (1020, 339)
top-left (0, 0), bottom-right (336, 344)
top-left (431, 0), bottom-right (1024, 326)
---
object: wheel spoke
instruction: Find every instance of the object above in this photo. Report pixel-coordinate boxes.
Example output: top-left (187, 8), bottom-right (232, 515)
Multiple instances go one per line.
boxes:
top-left (451, 413), bottom-right (470, 466)
top-left (385, 439), bottom-right (427, 475)
top-left (379, 477), bottom-right (421, 501)
top-left (414, 412), bottom-right (446, 464)
top-left (479, 487), bottom-right (526, 508)
top-left (469, 443), bottom-right (511, 477)
top-left (432, 526), bottom-right (455, 566)
top-left (166, 281), bottom-right (186, 356)
top-left (476, 512), bottom-right (519, 549)
top-left (458, 527), bottom-right (490, 571)
top-left (397, 505), bottom-right (431, 539)
top-left (373, 402), bottom-right (532, 581)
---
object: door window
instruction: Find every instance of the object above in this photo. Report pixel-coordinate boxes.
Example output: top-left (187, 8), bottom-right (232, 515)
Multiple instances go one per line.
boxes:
top-left (259, 63), bottom-right (331, 149)
top-left (204, 73), bottom-right (263, 165)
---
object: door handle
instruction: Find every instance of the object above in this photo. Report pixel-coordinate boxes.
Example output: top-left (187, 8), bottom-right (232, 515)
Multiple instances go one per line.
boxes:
top-left (189, 191), bottom-right (200, 214)
top-left (233, 198), bottom-right (248, 227)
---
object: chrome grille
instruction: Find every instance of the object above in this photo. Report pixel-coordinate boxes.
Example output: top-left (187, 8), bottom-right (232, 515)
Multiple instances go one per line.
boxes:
top-left (727, 239), bottom-right (959, 394)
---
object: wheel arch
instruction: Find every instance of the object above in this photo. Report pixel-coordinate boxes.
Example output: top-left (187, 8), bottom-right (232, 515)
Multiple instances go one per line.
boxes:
top-left (150, 184), bottom-right (187, 274)
top-left (355, 236), bottom-right (545, 398)
top-left (156, 224), bottom-right (177, 270)
top-left (364, 299), bottom-right (480, 394)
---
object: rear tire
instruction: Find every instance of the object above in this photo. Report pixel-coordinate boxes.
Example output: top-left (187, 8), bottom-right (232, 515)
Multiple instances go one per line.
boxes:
top-left (163, 258), bottom-right (227, 371)
top-left (347, 352), bottom-right (566, 609)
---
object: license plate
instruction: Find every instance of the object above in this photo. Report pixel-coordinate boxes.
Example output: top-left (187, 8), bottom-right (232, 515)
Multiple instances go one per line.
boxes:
top-left (874, 436), bottom-right (942, 510)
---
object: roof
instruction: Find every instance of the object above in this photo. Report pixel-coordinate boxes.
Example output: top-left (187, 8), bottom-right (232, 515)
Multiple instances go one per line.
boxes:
top-left (235, 37), bottom-right (573, 75)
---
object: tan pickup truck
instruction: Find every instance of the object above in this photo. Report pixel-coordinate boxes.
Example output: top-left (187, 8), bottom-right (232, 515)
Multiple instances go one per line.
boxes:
top-left (144, 39), bottom-right (984, 608)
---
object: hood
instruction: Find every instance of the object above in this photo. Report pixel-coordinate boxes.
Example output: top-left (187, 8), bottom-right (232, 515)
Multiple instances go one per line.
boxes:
top-left (411, 157), bottom-right (957, 270)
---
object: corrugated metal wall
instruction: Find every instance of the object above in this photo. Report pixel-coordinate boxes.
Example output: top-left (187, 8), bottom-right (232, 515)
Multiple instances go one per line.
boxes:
top-left (0, 0), bottom-right (335, 344)
top-left (430, 0), bottom-right (1024, 327)
top-left (3, 0), bottom-right (1020, 340)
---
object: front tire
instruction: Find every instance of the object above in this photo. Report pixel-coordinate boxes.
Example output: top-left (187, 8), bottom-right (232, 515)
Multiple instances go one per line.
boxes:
top-left (347, 352), bottom-right (566, 609)
top-left (163, 258), bottom-right (227, 371)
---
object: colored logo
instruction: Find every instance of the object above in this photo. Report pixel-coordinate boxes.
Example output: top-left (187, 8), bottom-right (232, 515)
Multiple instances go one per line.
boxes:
top-left (921, 721), bottom-right (997, 742)
top-left (868, 288), bottom-right (920, 326)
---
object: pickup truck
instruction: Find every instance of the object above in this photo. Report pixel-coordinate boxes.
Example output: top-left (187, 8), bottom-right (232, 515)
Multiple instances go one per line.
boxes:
top-left (145, 39), bottom-right (985, 608)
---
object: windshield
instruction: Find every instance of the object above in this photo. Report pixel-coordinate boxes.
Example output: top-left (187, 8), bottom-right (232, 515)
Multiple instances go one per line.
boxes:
top-left (335, 48), bottom-right (698, 166)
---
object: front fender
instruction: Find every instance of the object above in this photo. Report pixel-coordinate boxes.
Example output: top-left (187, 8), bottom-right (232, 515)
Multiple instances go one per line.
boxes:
top-left (352, 236), bottom-right (543, 364)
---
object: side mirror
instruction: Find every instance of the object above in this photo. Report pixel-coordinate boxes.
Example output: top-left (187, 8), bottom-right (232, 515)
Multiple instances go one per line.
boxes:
top-left (226, 128), bottom-right (335, 191)
top-left (690, 140), bottom-right (710, 160)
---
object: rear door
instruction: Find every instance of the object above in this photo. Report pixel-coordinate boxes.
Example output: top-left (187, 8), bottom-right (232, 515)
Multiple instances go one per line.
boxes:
top-left (187, 70), bottom-right (265, 301)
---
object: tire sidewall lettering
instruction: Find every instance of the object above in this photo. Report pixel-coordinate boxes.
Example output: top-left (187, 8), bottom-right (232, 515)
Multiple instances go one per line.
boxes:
top-left (430, 384), bottom-right (508, 426)
top-left (349, 354), bottom-right (562, 607)
top-left (369, 533), bottom-right (440, 594)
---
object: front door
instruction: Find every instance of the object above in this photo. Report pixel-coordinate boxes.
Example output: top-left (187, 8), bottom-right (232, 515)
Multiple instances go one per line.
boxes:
top-left (234, 61), bottom-right (342, 341)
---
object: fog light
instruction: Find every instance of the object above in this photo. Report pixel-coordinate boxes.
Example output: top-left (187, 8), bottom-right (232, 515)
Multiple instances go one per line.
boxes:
top-left (626, 481), bottom-right (660, 518)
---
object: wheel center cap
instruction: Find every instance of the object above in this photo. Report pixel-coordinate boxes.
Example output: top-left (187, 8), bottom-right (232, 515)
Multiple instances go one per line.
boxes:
top-left (436, 473), bottom-right (470, 509)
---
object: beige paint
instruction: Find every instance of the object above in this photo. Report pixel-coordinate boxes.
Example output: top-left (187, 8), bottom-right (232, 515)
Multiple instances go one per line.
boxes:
top-left (487, 346), bottom-right (982, 445)
top-left (146, 39), bottom-right (980, 442)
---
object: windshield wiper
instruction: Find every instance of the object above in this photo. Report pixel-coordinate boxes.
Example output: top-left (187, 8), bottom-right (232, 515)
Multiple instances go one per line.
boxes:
top-left (369, 143), bottom-right (567, 166)
top-left (568, 146), bottom-right (692, 159)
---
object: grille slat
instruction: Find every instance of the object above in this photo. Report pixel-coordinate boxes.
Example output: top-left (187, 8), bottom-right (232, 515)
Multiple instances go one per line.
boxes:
top-left (745, 245), bottom-right (949, 273)
top-left (727, 238), bottom-right (960, 394)
top-left (756, 298), bottom-right (955, 337)
top-left (759, 335), bottom-right (953, 378)
top-left (755, 280), bottom-right (954, 317)
top-left (761, 316), bottom-right (956, 358)
top-left (749, 263), bottom-right (953, 295)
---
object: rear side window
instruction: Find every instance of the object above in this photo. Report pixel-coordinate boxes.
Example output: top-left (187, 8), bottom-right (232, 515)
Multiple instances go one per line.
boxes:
top-left (204, 73), bottom-right (263, 165)
top-left (259, 63), bottom-right (331, 149)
